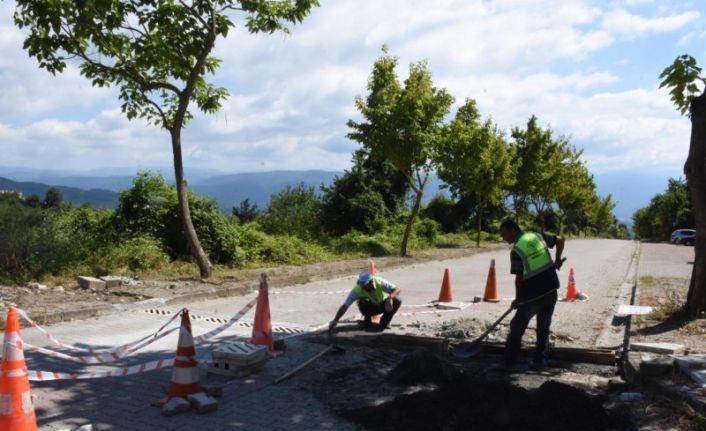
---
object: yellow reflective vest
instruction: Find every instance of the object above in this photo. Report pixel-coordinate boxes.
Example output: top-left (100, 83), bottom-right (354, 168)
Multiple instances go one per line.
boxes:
top-left (352, 276), bottom-right (386, 305)
top-left (512, 232), bottom-right (554, 279)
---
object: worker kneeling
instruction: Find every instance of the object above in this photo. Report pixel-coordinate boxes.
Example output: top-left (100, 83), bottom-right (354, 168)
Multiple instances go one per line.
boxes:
top-left (329, 271), bottom-right (402, 332)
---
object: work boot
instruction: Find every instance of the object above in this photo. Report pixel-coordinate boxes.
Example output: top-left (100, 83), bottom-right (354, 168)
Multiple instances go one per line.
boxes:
top-left (363, 316), bottom-right (372, 331)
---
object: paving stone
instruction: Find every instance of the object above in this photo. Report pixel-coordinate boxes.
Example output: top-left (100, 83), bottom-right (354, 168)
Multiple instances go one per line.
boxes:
top-left (77, 276), bottom-right (106, 290)
top-left (187, 392), bottom-right (219, 414)
top-left (99, 276), bottom-right (122, 288)
top-left (161, 397), bottom-right (191, 417)
top-left (631, 342), bottom-right (686, 355)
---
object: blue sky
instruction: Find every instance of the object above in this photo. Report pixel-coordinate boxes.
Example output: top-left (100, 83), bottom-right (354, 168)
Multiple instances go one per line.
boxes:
top-left (1, 0), bottom-right (705, 216)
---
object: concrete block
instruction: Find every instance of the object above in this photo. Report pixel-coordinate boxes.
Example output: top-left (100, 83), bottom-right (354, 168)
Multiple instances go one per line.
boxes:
top-left (640, 356), bottom-right (674, 377)
top-left (161, 397), bottom-right (190, 417)
top-left (631, 342), bottom-right (685, 355)
top-left (77, 276), bottom-right (106, 290)
top-left (187, 392), bottom-right (218, 414)
top-left (209, 359), bottom-right (265, 377)
top-left (212, 342), bottom-right (268, 365)
top-left (99, 276), bottom-right (122, 288)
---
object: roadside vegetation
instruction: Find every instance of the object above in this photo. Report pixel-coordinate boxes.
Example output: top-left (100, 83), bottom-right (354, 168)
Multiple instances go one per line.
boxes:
top-left (1, 143), bottom-right (625, 285)
top-left (632, 177), bottom-right (693, 242)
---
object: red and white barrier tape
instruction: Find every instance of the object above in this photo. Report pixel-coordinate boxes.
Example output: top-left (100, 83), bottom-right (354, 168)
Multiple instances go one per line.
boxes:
top-left (193, 297), bottom-right (258, 343)
top-left (270, 289), bottom-right (349, 295)
top-left (21, 297), bottom-right (258, 365)
top-left (17, 307), bottom-right (182, 354)
top-left (27, 358), bottom-right (177, 381)
top-left (24, 327), bottom-right (179, 364)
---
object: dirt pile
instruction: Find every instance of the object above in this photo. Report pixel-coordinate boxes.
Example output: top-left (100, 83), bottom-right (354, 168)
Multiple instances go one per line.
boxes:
top-left (342, 351), bottom-right (631, 431)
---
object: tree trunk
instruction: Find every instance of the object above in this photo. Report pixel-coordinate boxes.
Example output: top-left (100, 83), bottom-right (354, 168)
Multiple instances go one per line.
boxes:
top-left (401, 188), bottom-right (424, 257)
top-left (171, 128), bottom-right (213, 279)
top-left (685, 93), bottom-right (706, 315)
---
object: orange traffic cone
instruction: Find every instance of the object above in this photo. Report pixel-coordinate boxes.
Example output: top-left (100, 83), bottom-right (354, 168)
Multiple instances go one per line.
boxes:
top-left (483, 259), bottom-right (500, 302)
top-left (438, 269), bottom-right (454, 302)
top-left (167, 310), bottom-right (202, 399)
top-left (565, 267), bottom-right (579, 301)
top-left (251, 274), bottom-right (275, 352)
top-left (0, 307), bottom-right (38, 431)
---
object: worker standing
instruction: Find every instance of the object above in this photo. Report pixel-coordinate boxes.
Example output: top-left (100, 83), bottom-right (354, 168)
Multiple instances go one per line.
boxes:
top-left (329, 271), bottom-right (402, 332)
top-left (498, 219), bottom-right (564, 371)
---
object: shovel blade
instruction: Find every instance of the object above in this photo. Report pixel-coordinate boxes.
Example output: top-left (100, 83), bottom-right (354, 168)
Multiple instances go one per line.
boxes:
top-left (451, 340), bottom-right (484, 359)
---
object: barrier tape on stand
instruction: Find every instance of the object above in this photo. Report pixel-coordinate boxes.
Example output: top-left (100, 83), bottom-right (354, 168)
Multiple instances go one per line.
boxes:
top-left (194, 297), bottom-right (258, 343)
top-left (24, 327), bottom-right (180, 364)
top-left (270, 289), bottom-right (349, 295)
top-left (26, 357), bottom-right (177, 381)
top-left (17, 307), bottom-right (183, 354)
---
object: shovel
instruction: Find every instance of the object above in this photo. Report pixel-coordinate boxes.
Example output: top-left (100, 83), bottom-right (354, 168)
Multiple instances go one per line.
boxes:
top-left (272, 329), bottom-right (345, 384)
top-left (451, 306), bottom-right (514, 359)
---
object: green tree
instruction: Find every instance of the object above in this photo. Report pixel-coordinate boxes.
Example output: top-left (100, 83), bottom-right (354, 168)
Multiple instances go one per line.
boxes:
top-left (43, 186), bottom-right (64, 209)
top-left (261, 183), bottom-right (321, 239)
top-left (436, 99), bottom-right (516, 246)
top-left (554, 148), bottom-right (595, 235)
top-left (113, 171), bottom-right (241, 265)
top-left (588, 194), bottom-right (617, 236)
top-left (15, 0), bottom-right (318, 279)
top-left (348, 49), bottom-right (453, 256)
top-left (319, 148), bottom-right (408, 235)
top-left (232, 198), bottom-right (259, 223)
top-left (632, 178), bottom-right (693, 241)
top-left (25, 194), bottom-right (42, 208)
top-left (660, 54), bottom-right (706, 315)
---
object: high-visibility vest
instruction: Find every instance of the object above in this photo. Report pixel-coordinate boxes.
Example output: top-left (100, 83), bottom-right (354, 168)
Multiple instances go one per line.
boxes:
top-left (352, 276), bottom-right (386, 305)
top-left (512, 232), bottom-right (554, 279)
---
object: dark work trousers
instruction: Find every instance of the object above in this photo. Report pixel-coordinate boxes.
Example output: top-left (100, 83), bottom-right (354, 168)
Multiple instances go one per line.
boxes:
top-left (504, 290), bottom-right (557, 366)
top-left (357, 297), bottom-right (402, 328)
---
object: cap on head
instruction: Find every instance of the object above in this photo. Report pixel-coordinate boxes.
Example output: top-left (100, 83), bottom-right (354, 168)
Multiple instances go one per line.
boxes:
top-left (357, 271), bottom-right (373, 286)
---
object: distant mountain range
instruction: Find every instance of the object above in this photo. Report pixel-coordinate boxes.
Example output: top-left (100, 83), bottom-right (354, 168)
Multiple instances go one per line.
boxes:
top-left (0, 177), bottom-right (119, 208)
top-left (0, 165), bottom-right (678, 221)
top-left (0, 168), bottom-right (346, 211)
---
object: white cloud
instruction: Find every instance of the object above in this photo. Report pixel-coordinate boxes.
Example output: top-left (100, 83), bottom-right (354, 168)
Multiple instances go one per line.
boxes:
top-left (602, 8), bottom-right (699, 38)
top-left (0, 0), bottom-right (702, 179)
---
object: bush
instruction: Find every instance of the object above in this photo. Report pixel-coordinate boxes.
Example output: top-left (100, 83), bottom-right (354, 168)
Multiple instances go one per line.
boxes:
top-left (331, 231), bottom-right (392, 256)
top-left (260, 183), bottom-right (322, 239)
top-left (94, 236), bottom-right (170, 272)
top-left (415, 218), bottom-right (440, 243)
top-left (112, 171), bottom-right (242, 265)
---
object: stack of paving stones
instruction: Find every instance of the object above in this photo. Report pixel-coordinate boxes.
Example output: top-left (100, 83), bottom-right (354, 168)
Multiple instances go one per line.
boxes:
top-left (209, 341), bottom-right (270, 377)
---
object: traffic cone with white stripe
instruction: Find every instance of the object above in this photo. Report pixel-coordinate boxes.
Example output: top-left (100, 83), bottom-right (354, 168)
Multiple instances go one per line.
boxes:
top-left (0, 307), bottom-right (38, 431)
top-left (251, 274), bottom-right (275, 352)
top-left (155, 309), bottom-right (202, 410)
top-left (483, 258), bottom-right (500, 302)
top-left (565, 267), bottom-right (579, 301)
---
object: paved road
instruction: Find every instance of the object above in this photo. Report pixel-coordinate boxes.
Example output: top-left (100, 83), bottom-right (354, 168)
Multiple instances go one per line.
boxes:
top-left (17, 238), bottom-right (641, 430)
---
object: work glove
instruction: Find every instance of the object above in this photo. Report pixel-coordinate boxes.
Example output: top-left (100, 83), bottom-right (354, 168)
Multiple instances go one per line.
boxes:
top-left (385, 298), bottom-right (393, 313)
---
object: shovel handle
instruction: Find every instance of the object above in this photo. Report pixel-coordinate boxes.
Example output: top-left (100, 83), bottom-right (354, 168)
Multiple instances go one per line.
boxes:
top-left (273, 345), bottom-right (334, 384)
